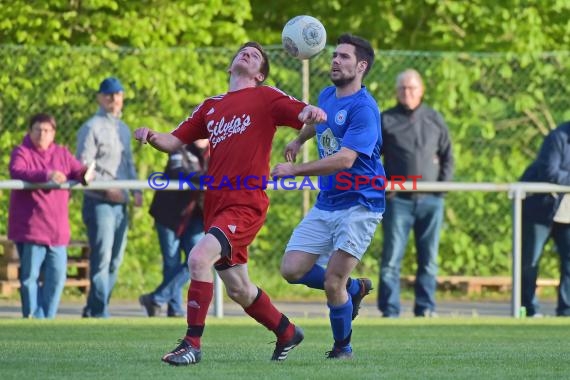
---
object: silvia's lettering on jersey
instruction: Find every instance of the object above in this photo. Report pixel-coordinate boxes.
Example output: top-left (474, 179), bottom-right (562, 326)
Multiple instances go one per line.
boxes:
top-left (207, 114), bottom-right (251, 147)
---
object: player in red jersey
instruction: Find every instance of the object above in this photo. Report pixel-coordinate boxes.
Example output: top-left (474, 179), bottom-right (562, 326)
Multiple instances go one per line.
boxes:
top-left (135, 41), bottom-right (326, 365)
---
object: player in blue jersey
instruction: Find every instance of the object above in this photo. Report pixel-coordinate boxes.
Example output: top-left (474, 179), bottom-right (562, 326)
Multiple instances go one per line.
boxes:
top-left (271, 34), bottom-right (384, 359)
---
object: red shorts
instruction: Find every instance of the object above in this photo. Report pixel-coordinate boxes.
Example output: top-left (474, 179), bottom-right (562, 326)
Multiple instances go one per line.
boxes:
top-left (203, 190), bottom-right (269, 269)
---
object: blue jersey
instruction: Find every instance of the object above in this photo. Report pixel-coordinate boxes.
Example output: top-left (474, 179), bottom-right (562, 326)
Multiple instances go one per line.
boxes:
top-left (314, 86), bottom-right (385, 212)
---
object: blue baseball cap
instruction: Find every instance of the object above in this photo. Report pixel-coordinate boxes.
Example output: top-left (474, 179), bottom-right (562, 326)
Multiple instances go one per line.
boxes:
top-left (98, 77), bottom-right (124, 94)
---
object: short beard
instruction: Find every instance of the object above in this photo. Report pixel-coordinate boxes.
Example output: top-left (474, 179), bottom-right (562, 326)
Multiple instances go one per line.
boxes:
top-left (330, 73), bottom-right (356, 88)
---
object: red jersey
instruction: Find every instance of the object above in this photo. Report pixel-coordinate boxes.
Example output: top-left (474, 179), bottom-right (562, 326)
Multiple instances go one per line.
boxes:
top-left (172, 85), bottom-right (306, 189)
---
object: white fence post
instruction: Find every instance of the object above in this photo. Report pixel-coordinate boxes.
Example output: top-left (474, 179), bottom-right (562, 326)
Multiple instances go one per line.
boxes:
top-left (213, 272), bottom-right (224, 318)
top-left (509, 184), bottom-right (526, 318)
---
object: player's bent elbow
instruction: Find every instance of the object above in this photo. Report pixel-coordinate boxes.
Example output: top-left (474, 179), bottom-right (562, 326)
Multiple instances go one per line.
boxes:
top-left (335, 148), bottom-right (358, 170)
top-left (339, 156), bottom-right (357, 170)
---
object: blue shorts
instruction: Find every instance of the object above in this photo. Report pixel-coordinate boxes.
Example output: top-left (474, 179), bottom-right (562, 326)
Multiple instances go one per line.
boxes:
top-left (285, 205), bottom-right (382, 262)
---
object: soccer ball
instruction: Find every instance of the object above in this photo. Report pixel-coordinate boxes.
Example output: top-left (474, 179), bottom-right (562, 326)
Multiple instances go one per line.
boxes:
top-left (282, 15), bottom-right (326, 60)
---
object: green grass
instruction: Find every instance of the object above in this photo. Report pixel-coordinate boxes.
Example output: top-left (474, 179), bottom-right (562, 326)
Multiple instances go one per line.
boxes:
top-left (1, 318), bottom-right (570, 379)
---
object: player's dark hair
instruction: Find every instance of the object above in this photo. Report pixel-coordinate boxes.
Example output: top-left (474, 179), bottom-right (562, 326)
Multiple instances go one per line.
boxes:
top-left (337, 34), bottom-right (375, 77)
top-left (29, 113), bottom-right (56, 130)
top-left (232, 41), bottom-right (270, 84)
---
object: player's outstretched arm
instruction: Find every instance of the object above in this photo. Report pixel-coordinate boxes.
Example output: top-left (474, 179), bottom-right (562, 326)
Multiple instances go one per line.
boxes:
top-left (298, 105), bottom-right (327, 125)
top-left (284, 124), bottom-right (316, 162)
top-left (297, 123), bottom-right (316, 144)
top-left (284, 104), bottom-right (324, 162)
top-left (272, 147), bottom-right (358, 178)
top-left (134, 128), bottom-right (183, 153)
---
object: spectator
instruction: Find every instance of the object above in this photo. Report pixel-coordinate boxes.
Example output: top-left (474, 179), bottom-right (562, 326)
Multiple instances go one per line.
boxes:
top-left (76, 77), bottom-right (143, 318)
top-left (521, 120), bottom-right (570, 317)
top-left (378, 69), bottom-right (454, 317)
top-left (139, 140), bottom-right (208, 317)
top-left (8, 113), bottom-right (93, 319)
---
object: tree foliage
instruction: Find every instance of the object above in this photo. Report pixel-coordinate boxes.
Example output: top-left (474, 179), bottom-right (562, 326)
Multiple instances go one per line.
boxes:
top-left (0, 0), bottom-right (253, 297)
top-left (1, 1), bottom-right (569, 297)
top-left (0, 0), bottom-right (251, 47)
top-left (248, 0), bottom-right (570, 52)
top-left (246, 0), bottom-right (570, 280)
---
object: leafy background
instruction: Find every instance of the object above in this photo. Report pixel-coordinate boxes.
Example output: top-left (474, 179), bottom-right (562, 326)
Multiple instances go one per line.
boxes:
top-left (1, 0), bottom-right (569, 299)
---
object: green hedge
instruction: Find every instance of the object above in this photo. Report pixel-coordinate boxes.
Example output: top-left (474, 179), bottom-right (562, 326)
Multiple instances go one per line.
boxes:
top-left (1, 45), bottom-right (569, 297)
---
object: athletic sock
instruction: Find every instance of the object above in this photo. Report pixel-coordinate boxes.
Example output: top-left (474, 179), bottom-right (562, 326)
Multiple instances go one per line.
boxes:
top-left (288, 264), bottom-right (325, 289)
top-left (346, 277), bottom-right (361, 298)
top-left (289, 265), bottom-right (359, 298)
top-left (184, 280), bottom-right (213, 348)
top-left (244, 288), bottom-right (295, 343)
top-left (328, 297), bottom-right (353, 348)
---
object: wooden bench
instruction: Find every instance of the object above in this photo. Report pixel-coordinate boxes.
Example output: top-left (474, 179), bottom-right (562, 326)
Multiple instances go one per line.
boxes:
top-left (401, 275), bottom-right (559, 295)
top-left (0, 237), bottom-right (90, 297)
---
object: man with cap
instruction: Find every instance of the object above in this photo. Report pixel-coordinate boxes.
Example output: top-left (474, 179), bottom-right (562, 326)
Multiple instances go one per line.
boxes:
top-left (76, 76), bottom-right (143, 318)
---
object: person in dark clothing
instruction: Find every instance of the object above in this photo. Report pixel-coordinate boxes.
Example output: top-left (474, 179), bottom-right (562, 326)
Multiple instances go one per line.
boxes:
top-left (520, 121), bottom-right (570, 317)
top-left (378, 69), bottom-right (454, 317)
top-left (139, 140), bottom-right (208, 317)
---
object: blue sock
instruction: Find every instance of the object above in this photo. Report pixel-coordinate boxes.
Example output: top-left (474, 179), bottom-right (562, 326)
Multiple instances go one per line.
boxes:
top-left (328, 297), bottom-right (353, 349)
top-left (288, 264), bottom-right (325, 289)
top-left (346, 278), bottom-right (360, 298)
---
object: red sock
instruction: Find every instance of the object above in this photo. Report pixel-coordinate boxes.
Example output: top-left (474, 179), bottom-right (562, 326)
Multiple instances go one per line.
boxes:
top-left (244, 288), bottom-right (295, 343)
top-left (184, 280), bottom-right (213, 348)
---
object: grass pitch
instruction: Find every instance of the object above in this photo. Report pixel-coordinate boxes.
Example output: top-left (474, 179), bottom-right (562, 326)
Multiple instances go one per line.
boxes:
top-left (1, 317), bottom-right (570, 380)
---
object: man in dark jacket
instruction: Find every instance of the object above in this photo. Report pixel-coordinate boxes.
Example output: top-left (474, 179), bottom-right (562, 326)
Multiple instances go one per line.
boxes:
top-left (378, 69), bottom-right (454, 317)
top-left (521, 121), bottom-right (570, 317)
top-left (139, 140), bottom-right (208, 317)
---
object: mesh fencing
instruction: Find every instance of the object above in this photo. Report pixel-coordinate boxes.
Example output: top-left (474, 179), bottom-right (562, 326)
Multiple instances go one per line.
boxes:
top-left (1, 45), bottom-right (569, 291)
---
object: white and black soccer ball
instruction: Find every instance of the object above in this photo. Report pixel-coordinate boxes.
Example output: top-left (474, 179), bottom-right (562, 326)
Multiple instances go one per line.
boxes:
top-left (282, 15), bottom-right (326, 60)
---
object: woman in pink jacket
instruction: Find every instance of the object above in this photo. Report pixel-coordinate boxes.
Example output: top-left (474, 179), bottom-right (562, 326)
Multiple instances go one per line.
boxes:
top-left (8, 113), bottom-right (92, 318)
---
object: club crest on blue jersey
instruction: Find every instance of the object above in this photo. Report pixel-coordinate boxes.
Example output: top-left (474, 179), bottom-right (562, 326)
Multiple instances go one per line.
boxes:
top-left (335, 110), bottom-right (347, 125)
top-left (319, 128), bottom-right (340, 157)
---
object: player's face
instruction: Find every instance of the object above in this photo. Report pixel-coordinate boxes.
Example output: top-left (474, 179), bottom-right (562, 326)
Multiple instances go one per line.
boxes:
top-left (29, 121), bottom-right (56, 150)
top-left (397, 75), bottom-right (424, 110)
top-left (230, 46), bottom-right (265, 81)
top-left (330, 43), bottom-right (359, 87)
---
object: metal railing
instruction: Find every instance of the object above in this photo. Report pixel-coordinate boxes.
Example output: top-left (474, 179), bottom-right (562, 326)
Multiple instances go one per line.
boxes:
top-left (1, 179), bottom-right (567, 318)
